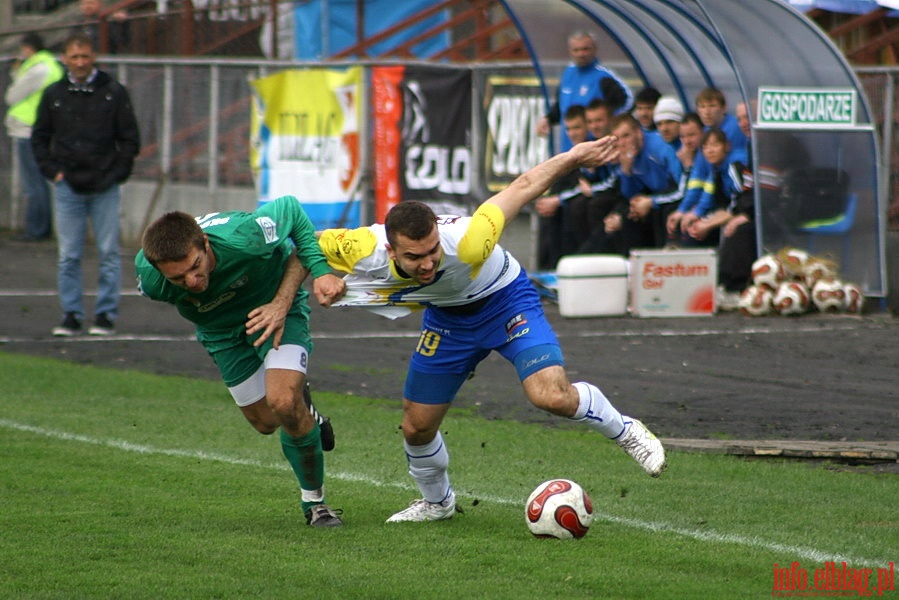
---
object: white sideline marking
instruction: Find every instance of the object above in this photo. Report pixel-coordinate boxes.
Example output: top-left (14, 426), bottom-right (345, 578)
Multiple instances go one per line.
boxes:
top-left (1, 418), bottom-right (889, 567)
top-left (0, 290), bottom-right (141, 297)
top-left (0, 323), bottom-right (866, 345)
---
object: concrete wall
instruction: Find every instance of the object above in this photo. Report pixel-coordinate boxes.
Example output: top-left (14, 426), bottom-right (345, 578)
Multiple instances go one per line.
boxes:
top-left (119, 181), bottom-right (259, 249)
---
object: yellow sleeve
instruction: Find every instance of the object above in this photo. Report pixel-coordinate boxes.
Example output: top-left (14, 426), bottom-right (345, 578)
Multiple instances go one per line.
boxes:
top-left (317, 227), bottom-right (379, 274)
top-left (457, 203), bottom-right (506, 268)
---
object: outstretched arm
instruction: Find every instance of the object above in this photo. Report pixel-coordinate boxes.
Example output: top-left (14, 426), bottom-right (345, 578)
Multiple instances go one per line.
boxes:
top-left (485, 137), bottom-right (618, 222)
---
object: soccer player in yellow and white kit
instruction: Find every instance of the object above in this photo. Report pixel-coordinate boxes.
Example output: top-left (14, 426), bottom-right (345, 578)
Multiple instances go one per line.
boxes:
top-left (315, 137), bottom-right (667, 523)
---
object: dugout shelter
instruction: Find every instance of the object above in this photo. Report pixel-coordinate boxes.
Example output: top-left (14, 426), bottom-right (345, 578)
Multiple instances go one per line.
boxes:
top-left (501, 0), bottom-right (886, 296)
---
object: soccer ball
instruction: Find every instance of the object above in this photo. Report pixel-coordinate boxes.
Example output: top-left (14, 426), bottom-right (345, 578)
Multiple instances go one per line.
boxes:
top-left (802, 258), bottom-right (837, 290)
top-left (843, 282), bottom-right (863, 314)
top-left (772, 281), bottom-right (811, 316)
top-left (751, 254), bottom-right (784, 289)
top-left (811, 279), bottom-right (845, 313)
top-left (777, 247), bottom-right (809, 279)
top-left (525, 479), bottom-right (593, 539)
top-left (738, 284), bottom-right (773, 316)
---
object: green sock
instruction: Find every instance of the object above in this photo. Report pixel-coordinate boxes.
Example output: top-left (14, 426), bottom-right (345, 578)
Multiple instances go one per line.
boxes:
top-left (279, 424), bottom-right (325, 513)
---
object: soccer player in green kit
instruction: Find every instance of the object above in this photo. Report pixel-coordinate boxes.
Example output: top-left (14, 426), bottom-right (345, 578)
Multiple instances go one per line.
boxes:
top-left (135, 195), bottom-right (347, 527)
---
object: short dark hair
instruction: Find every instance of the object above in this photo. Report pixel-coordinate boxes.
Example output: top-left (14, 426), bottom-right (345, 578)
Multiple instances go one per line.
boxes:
top-left (142, 212), bottom-right (205, 267)
top-left (21, 32), bottom-right (45, 52)
top-left (635, 86), bottom-right (661, 106)
top-left (586, 98), bottom-right (610, 113)
top-left (610, 113), bottom-right (641, 133)
top-left (384, 201), bottom-right (437, 247)
top-left (681, 111), bottom-right (704, 130)
top-left (700, 127), bottom-right (729, 148)
top-left (63, 32), bottom-right (95, 53)
top-left (564, 104), bottom-right (586, 122)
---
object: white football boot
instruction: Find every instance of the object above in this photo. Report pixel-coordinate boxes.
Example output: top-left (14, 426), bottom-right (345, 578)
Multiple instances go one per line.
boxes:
top-left (386, 490), bottom-right (457, 523)
top-left (616, 418), bottom-right (667, 477)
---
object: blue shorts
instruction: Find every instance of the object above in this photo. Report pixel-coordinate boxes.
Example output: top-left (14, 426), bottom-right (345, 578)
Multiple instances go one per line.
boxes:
top-left (404, 269), bottom-right (564, 404)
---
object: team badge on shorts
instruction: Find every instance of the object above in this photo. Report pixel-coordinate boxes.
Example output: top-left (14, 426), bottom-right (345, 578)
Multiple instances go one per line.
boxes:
top-left (505, 313), bottom-right (528, 335)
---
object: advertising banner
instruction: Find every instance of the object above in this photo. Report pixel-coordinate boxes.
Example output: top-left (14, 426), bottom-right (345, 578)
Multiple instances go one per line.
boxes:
top-left (630, 249), bottom-right (718, 317)
top-left (478, 74), bottom-right (550, 194)
top-left (372, 65), bottom-right (472, 222)
top-left (249, 67), bottom-right (361, 228)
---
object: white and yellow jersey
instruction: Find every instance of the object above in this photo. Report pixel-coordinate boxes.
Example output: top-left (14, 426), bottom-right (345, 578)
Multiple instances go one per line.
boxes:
top-left (318, 205), bottom-right (521, 313)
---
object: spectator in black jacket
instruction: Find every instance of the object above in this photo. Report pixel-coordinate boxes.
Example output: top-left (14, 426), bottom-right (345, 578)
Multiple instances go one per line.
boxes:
top-left (71, 0), bottom-right (131, 54)
top-left (32, 32), bottom-right (141, 337)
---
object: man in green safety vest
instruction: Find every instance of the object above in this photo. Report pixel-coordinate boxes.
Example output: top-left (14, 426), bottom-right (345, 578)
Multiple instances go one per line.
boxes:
top-left (4, 33), bottom-right (64, 241)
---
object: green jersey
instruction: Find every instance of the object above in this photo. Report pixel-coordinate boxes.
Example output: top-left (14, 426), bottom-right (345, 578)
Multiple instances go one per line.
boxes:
top-left (135, 196), bottom-right (332, 349)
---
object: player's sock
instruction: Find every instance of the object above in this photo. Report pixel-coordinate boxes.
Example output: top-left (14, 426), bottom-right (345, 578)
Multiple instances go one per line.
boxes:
top-left (571, 381), bottom-right (626, 438)
top-left (405, 432), bottom-right (451, 504)
top-left (279, 425), bottom-right (325, 512)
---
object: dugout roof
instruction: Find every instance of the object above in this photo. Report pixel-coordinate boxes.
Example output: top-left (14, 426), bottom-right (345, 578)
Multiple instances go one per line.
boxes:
top-left (500, 0), bottom-right (886, 295)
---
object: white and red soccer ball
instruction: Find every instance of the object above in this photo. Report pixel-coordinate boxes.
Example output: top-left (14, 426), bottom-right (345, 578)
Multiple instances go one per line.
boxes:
top-left (525, 479), bottom-right (593, 539)
top-left (772, 281), bottom-right (811, 316)
top-left (843, 282), bottom-right (863, 314)
top-left (739, 284), bottom-right (774, 316)
top-left (811, 279), bottom-right (846, 313)
top-left (751, 255), bottom-right (785, 290)
top-left (802, 258), bottom-right (838, 290)
top-left (777, 247), bottom-right (810, 280)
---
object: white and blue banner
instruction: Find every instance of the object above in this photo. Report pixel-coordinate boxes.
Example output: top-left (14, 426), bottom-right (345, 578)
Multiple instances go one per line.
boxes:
top-left (249, 68), bottom-right (362, 229)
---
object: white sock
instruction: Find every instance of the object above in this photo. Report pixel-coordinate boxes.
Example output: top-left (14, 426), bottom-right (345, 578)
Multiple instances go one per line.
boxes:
top-left (571, 381), bottom-right (626, 438)
top-left (301, 488), bottom-right (324, 503)
top-left (405, 432), bottom-right (451, 504)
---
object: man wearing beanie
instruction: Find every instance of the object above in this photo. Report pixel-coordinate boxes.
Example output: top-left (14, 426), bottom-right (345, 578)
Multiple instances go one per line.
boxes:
top-left (653, 96), bottom-right (685, 152)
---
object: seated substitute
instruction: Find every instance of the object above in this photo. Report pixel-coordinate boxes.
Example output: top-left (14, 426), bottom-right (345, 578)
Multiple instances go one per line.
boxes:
top-left (676, 128), bottom-right (746, 248)
top-left (534, 104), bottom-right (593, 266)
top-left (606, 114), bottom-right (685, 254)
top-left (653, 96), bottom-right (685, 152)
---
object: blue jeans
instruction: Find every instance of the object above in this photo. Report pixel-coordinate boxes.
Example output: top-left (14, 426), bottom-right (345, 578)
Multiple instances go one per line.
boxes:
top-left (53, 180), bottom-right (121, 321)
top-left (17, 136), bottom-right (53, 239)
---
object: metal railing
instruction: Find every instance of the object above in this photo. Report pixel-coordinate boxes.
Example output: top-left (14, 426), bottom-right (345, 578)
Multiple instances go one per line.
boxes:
top-left (1, 57), bottom-right (898, 234)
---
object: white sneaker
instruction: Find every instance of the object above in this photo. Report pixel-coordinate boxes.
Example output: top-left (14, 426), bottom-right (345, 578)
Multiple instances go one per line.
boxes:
top-left (716, 286), bottom-right (742, 312)
top-left (616, 418), bottom-right (667, 477)
top-left (386, 491), bottom-right (457, 523)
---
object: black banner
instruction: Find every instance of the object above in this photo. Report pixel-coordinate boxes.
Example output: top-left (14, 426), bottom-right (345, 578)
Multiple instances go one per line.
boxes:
top-left (399, 66), bottom-right (473, 207)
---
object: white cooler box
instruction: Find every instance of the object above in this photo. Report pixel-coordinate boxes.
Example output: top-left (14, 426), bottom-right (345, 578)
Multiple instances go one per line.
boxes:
top-left (556, 255), bottom-right (630, 317)
top-left (630, 249), bottom-right (717, 317)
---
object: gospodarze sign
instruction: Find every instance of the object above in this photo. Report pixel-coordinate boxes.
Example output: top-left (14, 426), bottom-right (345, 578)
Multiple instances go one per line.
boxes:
top-left (757, 87), bottom-right (857, 129)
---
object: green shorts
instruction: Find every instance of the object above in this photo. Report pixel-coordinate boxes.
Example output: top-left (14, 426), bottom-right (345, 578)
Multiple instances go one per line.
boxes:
top-left (203, 303), bottom-right (313, 388)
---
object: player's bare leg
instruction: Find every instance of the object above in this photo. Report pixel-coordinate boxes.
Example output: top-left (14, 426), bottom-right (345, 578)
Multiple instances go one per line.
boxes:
top-left (523, 366), bottom-right (667, 477)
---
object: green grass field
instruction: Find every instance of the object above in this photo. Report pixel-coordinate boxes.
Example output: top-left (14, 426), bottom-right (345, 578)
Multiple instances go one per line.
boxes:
top-left (1, 352), bottom-right (896, 599)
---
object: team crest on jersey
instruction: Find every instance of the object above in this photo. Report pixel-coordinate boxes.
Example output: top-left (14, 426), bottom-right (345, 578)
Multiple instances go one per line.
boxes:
top-left (256, 217), bottom-right (279, 243)
top-left (505, 313), bottom-right (528, 335)
top-left (229, 275), bottom-right (248, 289)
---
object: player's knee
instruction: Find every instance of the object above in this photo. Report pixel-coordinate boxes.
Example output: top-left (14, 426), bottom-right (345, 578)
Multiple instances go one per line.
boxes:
top-left (253, 422), bottom-right (278, 435)
top-left (268, 395), bottom-right (313, 432)
top-left (240, 400), bottom-right (280, 434)
top-left (400, 419), bottom-right (439, 445)
top-left (530, 383), bottom-right (577, 417)
top-left (533, 390), bottom-right (568, 414)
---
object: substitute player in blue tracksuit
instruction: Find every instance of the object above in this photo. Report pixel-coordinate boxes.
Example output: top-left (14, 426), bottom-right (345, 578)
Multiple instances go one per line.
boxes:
top-left (537, 31), bottom-right (633, 151)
